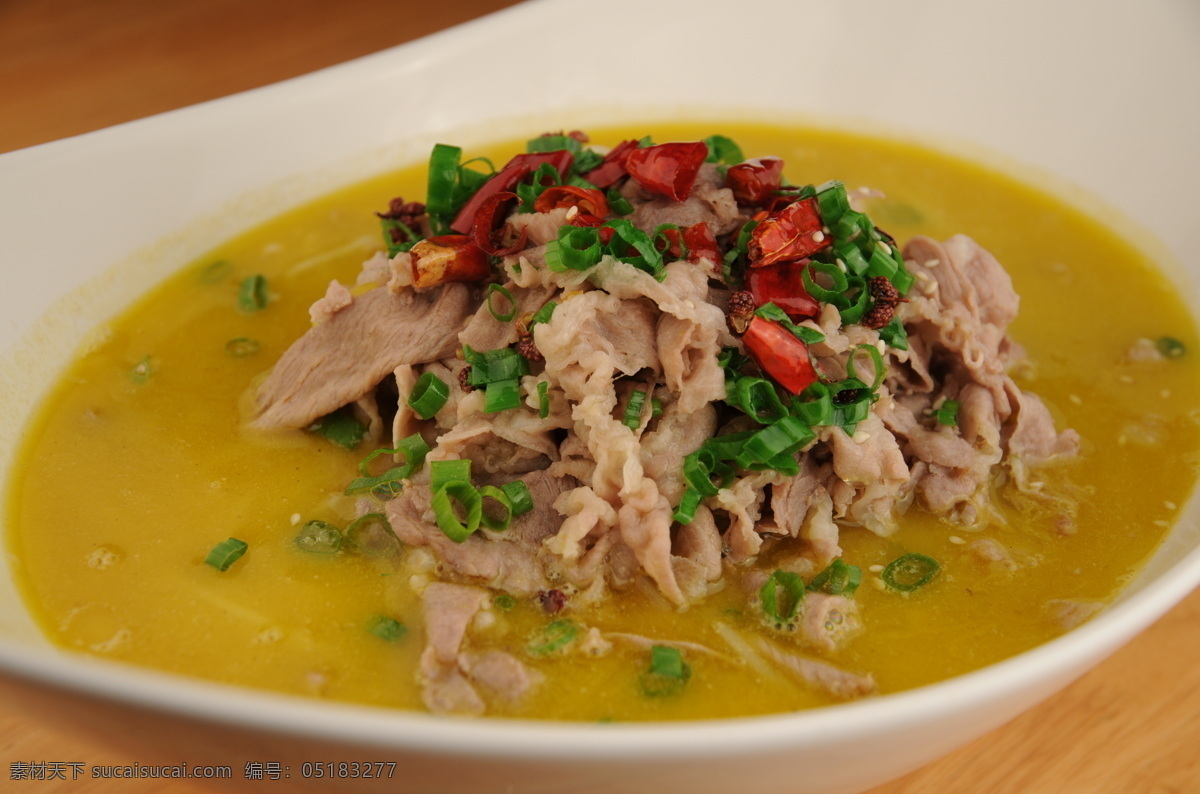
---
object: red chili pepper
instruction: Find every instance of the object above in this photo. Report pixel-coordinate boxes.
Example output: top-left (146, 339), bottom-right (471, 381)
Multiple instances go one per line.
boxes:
top-left (682, 222), bottom-right (720, 268)
top-left (409, 235), bottom-right (491, 288)
top-left (582, 139), bottom-right (639, 188)
top-left (741, 315), bottom-right (820, 395)
top-left (470, 191), bottom-right (527, 257)
top-left (449, 150), bottom-right (574, 234)
top-left (567, 212), bottom-right (606, 228)
top-left (748, 197), bottom-right (830, 268)
top-left (533, 185), bottom-right (609, 217)
top-left (726, 157), bottom-right (785, 207)
top-left (745, 258), bottom-right (821, 319)
top-left (625, 141), bottom-right (709, 201)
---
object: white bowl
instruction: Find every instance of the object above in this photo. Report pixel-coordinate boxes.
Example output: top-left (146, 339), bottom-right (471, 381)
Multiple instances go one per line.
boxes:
top-left (2, 1), bottom-right (1198, 792)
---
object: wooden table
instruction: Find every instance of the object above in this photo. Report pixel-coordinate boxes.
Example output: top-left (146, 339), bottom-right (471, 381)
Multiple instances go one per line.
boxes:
top-left (1, 1), bottom-right (1197, 791)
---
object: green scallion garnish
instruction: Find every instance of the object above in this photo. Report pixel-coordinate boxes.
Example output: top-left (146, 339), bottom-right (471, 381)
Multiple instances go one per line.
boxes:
top-left (528, 618), bottom-right (579, 656)
top-left (1157, 336), bottom-right (1187, 358)
top-left (545, 225), bottom-right (603, 272)
top-left (672, 488), bottom-right (702, 526)
top-left (344, 513), bottom-right (398, 556)
top-left (431, 480), bottom-right (483, 543)
top-left (500, 479), bottom-right (534, 517)
top-left (760, 569), bottom-right (806, 625)
top-left (429, 458), bottom-right (472, 493)
top-left (197, 259), bottom-right (232, 284)
top-left (204, 537), bottom-right (248, 572)
top-left (368, 615), bottom-right (407, 642)
top-left (487, 283), bottom-right (518, 322)
top-left (484, 378), bottom-right (522, 413)
top-left (882, 552), bottom-right (940, 592)
top-left (809, 559), bottom-right (862, 596)
top-left (606, 188), bottom-right (634, 216)
top-left (537, 380), bottom-right (550, 419)
top-left (623, 389), bottom-right (648, 429)
top-left (407, 372), bottom-right (450, 419)
top-left (478, 485), bottom-right (514, 532)
top-left (295, 520), bottom-right (342, 555)
top-left (530, 301), bottom-right (557, 328)
top-left (237, 274), bottom-right (269, 312)
top-left (640, 645), bottom-right (692, 697)
top-left (344, 434), bottom-right (430, 498)
top-left (933, 400), bottom-right (960, 427)
top-left (464, 346), bottom-right (530, 386)
top-left (702, 134), bottom-right (744, 165)
top-left (307, 407), bottom-right (368, 451)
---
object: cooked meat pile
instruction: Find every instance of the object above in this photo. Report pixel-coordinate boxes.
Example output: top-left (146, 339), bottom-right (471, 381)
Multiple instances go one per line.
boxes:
top-left (252, 134), bottom-right (1079, 714)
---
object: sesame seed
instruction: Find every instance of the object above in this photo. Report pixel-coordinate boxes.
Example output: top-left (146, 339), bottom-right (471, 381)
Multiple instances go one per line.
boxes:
top-left (1162, 389), bottom-right (1171, 398)
top-left (852, 430), bottom-right (871, 444)
top-left (1153, 520), bottom-right (1170, 528)
top-left (813, 231), bottom-right (826, 243)
top-left (1069, 394), bottom-right (1082, 405)
top-left (877, 242), bottom-right (891, 255)
top-left (1165, 501), bottom-right (1177, 510)
top-left (565, 205), bottom-right (579, 220)
top-left (1118, 434), bottom-right (1127, 445)
top-left (948, 536), bottom-right (965, 545)
top-left (868, 564), bottom-right (885, 573)
top-left (290, 513), bottom-right (302, 526)
top-left (1118, 375), bottom-right (1134, 384)
top-left (924, 258), bottom-right (940, 268)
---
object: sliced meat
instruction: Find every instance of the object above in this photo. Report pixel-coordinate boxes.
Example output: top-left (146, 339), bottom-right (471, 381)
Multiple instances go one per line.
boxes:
top-left (254, 283), bottom-right (473, 430)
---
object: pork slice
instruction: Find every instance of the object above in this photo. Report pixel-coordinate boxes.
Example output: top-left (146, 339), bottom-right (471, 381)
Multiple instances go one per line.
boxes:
top-left (754, 638), bottom-right (876, 700)
top-left (254, 283), bottom-right (473, 429)
top-left (639, 401), bottom-right (717, 504)
top-left (1004, 386), bottom-right (1080, 465)
top-left (627, 164), bottom-right (744, 237)
top-left (458, 281), bottom-right (555, 351)
top-left (460, 650), bottom-right (542, 704)
top-left (421, 582), bottom-right (489, 666)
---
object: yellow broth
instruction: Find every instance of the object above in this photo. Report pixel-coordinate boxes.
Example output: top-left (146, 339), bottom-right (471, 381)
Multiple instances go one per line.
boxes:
top-left (6, 122), bottom-right (1200, 720)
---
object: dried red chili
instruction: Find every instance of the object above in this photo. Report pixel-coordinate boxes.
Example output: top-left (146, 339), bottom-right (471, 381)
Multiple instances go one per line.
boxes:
top-left (625, 141), bottom-right (709, 201)
top-left (741, 315), bottom-right (820, 395)
top-left (726, 157), bottom-right (785, 207)
top-left (748, 197), bottom-right (831, 268)
top-left (581, 139), bottom-right (639, 188)
top-left (449, 150), bottom-right (574, 235)
top-left (533, 185), bottom-right (609, 217)
top-left (746, 258), bottom-right (821, 319)
top-left (470, 191), bottom-right (527, 257)
top-left (683, 222), bottom-right (720, 268)
top-left (409, 235), bottom-right (491, 288)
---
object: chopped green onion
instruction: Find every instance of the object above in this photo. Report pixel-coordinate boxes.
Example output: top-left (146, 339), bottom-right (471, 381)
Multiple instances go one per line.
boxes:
top-left (295, 520), bottom-right (342, 555)
top-left (430, 458), bottom-right (472, 493)
top-left (802, 261), bottom-right (850, 307)
top-left (733, 416), bottom-right (815, 470)
top-left (640, 644), bottom-right (692, 697)
top-left (606, 188), bottom-right (634, 216)
top-left (603, 219), bottom-right (665, 280)
top-left (809, 559), bottom-right (862, 596)
top-left (702, 134), bottom-right (744, 165)
top-left (933, 400), bottom-right (960, 426)
top-left (526, 134), bottom-right (582, 155)
top-left (623, 389), bottom-right (648, 429)
top-left (734, 377), bottom-right (789, 424)
top-left (368, 615), bottom-right (407, 642)
top-left (879, 316), bottom-right (909, 351)
top-left (431, 481), bottom-right (482, 543)
top-left (866, 243), bottom-right (899, 279)
top-left (484, 378), bottom-right (522, 413)
top-left (307, 407), bottom-right (367, 451)
top-left (848, 344), bottom-right (886, 391)
top-left (344, 434), bottom-right (430, 498)
top-left (500, 480), bottom-right (534, 517)
top-left (792, 381), bottom-right (833, 427)
top-left (464, 346), bottom-right (529, 386)
top-left (515, 162), bottom-right (563, 209)
top-left (487, 283), bottom-right (518, 322)
top-left (760, 569), bottom-right (806, 625)
top-left (425, 143), bottom-right (463, 219)
top-left (891, 262), bottom-right (916, 296)
top-left (224, 337), bottom-right (260, 357)
top-left (672, 488), bottom-right (702, 525)
top-left (882, 552), bottom-right (940, 592)
top-left (573, 148), bottom-right (605, 174)
top-left (478, 485), bottom-right (514, 532)
top-left (816, 180), bottom-right (850, 224)
top-left (237, 274), bottom-right (269, 312)
top-left (528, 618), bottom-right (579, 656)
top-left (493, 593), bottom-right (516, 610)
top-left (530, 301), bottom-right (557, 327)
top-left (204, 537), bottom-right (248, 572)
top-left (651, 223), bottom-right (685, 258)
top-left (537, 380), bottom-right (550, 419)
top-left (407, 372), bottom-right (450, 419)
top-left (1157, 336), bottom-right (1187, 358)
top-left (682, 449), bottom-right (723, 497)
top-left (344, 513), bottom-right (399, 556)
top-left (754, 303), bottom-right (825, 344)
top-left (837, 275), bottom-right (871, 325)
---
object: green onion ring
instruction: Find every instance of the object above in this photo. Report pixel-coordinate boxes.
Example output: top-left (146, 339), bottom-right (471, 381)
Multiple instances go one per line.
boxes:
top-left (477, 485), bottom-right (514, 532)
top-left (487, 283), bottom-right (518, 322)
top-left (882, 552), bottom-right (940, 592)
top-left (431, 481), bottom-right (483, 543)
top-left (407, 372), bottom-right (450, 419)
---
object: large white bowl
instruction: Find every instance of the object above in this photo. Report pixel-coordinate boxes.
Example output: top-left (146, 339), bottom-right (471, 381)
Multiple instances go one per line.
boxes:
top-left (2, 1), bottom-right (1198, 792)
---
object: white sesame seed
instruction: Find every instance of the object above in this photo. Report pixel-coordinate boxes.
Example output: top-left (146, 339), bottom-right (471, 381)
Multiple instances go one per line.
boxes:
top-left (290, 513), bottom-right (302, 526)
top-left (868, 564), bottom-right (885, 573)
top-left (1162, 389), bottom-right (1171, 398)
top-left (877, 242), bottom-right (891, 255)
top-left (565, 205), bottom-right (579, 220)
top-left (1118, 434), bottom-right (1127, 445)
top-left (812, 231), bottom-right (826, 243)
top-left (1165, 501), bottom-right (1178, 510)
top-left (836, 259), bottom-right (848, 273)
top-left (1069, 394), bottom-right (1082, 405)
top-left (924, 258), bottom-right (940, 267)
top-left (948, 535), bottom-right (965, 545)
top-left (1118, 375), bottom-right (1134, 384)
top-left (852, 430), bottom-right (871, 444)
top-left (1153, 520), bottom-right (1170, 528)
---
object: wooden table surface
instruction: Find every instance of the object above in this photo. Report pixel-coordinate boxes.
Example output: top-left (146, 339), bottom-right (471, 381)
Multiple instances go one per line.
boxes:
top-left (1, 1), bottom-right (1197, 792)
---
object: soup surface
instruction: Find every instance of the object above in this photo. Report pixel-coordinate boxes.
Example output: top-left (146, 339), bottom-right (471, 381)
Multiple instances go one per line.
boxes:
top-left (7, 122), bottom-right (1200, 721)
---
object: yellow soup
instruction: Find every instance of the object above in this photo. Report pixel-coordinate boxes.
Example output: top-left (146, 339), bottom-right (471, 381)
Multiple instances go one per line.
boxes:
top-left (7, 122), bottom-right (1200, 721)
